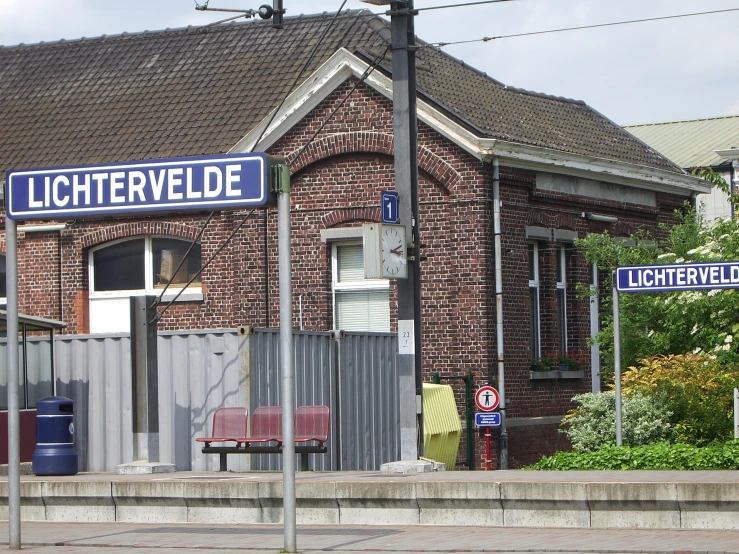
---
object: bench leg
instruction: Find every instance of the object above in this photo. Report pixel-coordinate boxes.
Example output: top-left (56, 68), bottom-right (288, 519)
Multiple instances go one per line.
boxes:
top-left (219, 452), bottom-right (228, 472)
top-left (299, 452), bottom-right (310, 471)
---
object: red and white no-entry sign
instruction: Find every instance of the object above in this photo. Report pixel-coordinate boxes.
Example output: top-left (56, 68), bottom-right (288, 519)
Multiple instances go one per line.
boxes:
top-left (474, 385), bottom-right (500, 412)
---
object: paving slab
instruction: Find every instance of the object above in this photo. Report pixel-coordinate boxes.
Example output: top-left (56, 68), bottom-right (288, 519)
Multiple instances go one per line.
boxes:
top-left (0, 521), bottom-right (738, 553)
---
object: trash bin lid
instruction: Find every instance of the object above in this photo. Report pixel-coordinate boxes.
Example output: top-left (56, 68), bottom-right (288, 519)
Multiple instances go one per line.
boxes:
top-left (36, 396), bottom-right (74, 415)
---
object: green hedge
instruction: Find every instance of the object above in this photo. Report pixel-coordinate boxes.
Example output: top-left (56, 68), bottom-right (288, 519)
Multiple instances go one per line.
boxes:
top-left (527, 440), bottom-right (739, 470)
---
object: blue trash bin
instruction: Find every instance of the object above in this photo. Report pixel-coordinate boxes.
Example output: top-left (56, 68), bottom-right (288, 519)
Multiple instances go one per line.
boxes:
top-left (32, 396), bottom-right (78, 476)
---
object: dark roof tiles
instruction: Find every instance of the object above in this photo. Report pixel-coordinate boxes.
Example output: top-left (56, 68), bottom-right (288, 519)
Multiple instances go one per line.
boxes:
top-left (1, 11), bottom-right (681, 175)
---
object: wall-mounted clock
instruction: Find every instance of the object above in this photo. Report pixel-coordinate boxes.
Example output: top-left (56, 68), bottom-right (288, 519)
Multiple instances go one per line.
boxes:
top-left (381, 224), bottom-right (408, 279)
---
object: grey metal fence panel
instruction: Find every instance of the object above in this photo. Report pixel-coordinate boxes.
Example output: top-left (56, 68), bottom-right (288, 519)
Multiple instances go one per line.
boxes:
top-left (157, 330), bottom-right (249, 472)
top-left (339, 331), bottom-right (400, 470)
top-left (249, 328), bottom-right (399, 471)
top-left (53, 330), bottom-right (248, 473)
top-left (54, 334), bottom-right (133, 472)
top-left (47, 327), bottom-right (395, 472)
top-left (249, 329), bottom-right (336, 471)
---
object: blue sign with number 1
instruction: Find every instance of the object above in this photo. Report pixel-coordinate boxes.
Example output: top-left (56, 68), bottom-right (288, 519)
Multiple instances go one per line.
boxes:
top-left (381, 191), bottom-right (399, 224)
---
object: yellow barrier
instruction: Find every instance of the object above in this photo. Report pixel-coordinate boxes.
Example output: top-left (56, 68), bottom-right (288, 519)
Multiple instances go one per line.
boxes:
top-left (422, 383), bottom-right (462, 470)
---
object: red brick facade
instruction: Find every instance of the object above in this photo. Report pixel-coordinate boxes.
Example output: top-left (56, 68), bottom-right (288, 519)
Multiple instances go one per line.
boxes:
top-left (3, 79), bottom-right (687, 468)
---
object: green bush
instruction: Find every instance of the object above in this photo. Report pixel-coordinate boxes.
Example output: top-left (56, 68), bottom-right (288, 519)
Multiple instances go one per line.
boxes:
top-left (622, 354), bottom-right (739, 445)
top-left (561, 392), bottom-right (672, 452)
top-left (528, 441), bottom-right (739, 470)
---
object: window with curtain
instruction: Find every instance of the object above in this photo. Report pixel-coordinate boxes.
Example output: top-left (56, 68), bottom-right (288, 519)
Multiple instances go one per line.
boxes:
top-left (528, 242), bottom-right (540, 358)
top-left (557, 244), bottom-right (568, 353)
top-left (88, 236), bottom-right (202, 333)
top-left (332, 242), bottom-right (390, 332)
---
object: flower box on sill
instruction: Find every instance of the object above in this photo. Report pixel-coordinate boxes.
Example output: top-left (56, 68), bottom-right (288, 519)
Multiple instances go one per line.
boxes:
top-left (559, 369), bottom-right (585, 379)
top-left (529, 369), bottom-right (585, 380)
top-left (529, 369), bottom-right (558, 380)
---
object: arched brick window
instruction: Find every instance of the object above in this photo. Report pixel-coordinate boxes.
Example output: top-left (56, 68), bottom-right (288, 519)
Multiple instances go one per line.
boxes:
top-left (88, 236), bottom-right (202, 333)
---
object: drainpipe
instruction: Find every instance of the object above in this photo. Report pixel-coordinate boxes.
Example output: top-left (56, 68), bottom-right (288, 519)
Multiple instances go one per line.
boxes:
top-left (492, 157), bottom-right (508, 469)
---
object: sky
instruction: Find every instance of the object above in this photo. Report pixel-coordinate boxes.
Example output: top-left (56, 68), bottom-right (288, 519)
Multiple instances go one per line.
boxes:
top-left (1, 0), bottom-right (738, 126)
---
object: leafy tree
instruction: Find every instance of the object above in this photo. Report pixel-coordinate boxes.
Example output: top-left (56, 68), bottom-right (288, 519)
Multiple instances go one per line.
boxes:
top-left (575, 205), bottom-right (704, 379)
top-left (576, 167), bottom-right (739, 380)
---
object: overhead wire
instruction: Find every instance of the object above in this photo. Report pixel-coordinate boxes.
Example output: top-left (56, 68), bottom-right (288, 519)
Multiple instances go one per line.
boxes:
top-left (292, 45), bottom-right (391, 160)
top-left (422, 7), bottom-right (739, 48)
top-left (153, 0), bottom-right (353, 323)
top-left (154, 209), bottom-right (257, 322)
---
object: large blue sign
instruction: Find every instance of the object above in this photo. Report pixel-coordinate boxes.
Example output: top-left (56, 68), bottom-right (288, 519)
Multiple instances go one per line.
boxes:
top-left (5, 153), bottom-right (275, 220)
top-left (616, 262), bottom-right (739, 293)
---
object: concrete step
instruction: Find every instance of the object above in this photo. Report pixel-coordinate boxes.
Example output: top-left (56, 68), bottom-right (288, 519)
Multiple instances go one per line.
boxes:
top-left (1, 470), bottom-right (738, 530)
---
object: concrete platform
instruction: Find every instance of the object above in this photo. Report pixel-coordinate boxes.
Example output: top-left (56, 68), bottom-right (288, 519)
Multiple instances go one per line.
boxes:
top-left (1, 470), bottom-right (738, 530)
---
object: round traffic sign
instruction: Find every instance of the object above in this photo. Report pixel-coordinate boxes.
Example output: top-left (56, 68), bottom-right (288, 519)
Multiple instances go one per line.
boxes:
top-left (474, 385), bottom-right (500, 412)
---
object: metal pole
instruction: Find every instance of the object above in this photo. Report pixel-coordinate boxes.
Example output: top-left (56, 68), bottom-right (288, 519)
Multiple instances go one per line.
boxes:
top-left (5, 216), bottom-right (20, 549)
top-left (612, 282), bottom-right (622, 446)
top-left (278, 181), bottom-right (296, 552)
top-left (391, 0), bottom-right (422, 461)
top-left (734, 388), bottom-right (738, 439)
top-left (492, 158), bottom-right (507, 470)
top-left (130, 296), bottom-right (160, 462)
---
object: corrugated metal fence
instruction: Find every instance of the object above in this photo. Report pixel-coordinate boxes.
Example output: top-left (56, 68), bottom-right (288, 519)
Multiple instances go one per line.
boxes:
top-left (50, 328), bottom-right (398, 472)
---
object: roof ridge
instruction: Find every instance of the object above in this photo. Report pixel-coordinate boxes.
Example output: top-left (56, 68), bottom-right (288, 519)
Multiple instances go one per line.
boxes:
top-left (625, 114), bottom-right (739, 128)
top-left (0, 8), bottom-right (371, 50)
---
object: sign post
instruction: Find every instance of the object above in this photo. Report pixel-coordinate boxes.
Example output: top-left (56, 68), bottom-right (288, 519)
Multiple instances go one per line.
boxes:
top-left (4, 153), bottom-right (287, 550)
top-left (614, 261), bottom-right (739, 446)
top-left (474, 384), bottom-right (500, 470)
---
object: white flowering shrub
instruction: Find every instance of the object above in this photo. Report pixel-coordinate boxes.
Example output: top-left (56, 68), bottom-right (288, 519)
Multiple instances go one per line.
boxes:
top-left (561, 392), bottom-right (672, 452)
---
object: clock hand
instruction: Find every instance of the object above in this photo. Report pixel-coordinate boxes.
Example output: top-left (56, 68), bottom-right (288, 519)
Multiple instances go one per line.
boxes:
top-left (390, 248), bottom-right (403, 255)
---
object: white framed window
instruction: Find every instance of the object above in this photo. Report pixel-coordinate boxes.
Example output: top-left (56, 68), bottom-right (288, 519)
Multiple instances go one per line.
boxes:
top-left (331, 241), bottom-right (389, 332)
top-left (88, 236), bottom-right (203, 333)
top-left (556, 244), bottom-right (567, 353)
top-left (528, 241), bottom-right (541, 358)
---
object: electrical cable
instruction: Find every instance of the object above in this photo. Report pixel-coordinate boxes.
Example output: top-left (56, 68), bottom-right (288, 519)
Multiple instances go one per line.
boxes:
top-left (249, 0), bottom-right (350, 152)
top-left (152, 211), bottom-right (215, 308)
top-left (153, 209), bottom-right (256, 322)
top-left (423, 7), bottom-right (739, 48)
top-left (292, 45), bottom-right (390, 161)
top-left (155, 0), bottom-right (352, 323)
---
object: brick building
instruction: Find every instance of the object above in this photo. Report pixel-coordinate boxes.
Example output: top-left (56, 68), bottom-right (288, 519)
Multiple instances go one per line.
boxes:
top-left (0, 11), bottom-right (710, 467)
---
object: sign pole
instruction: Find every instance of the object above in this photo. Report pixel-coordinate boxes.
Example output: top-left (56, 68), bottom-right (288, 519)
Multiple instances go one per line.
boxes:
top-left (485, 427), bottom-right (492, 471)
top-left (277, 166), bottom-right (296, 553)
top-left (5, 216), bottom-right (20, 549)
top-left (612, 280), bottom-right (622, 446)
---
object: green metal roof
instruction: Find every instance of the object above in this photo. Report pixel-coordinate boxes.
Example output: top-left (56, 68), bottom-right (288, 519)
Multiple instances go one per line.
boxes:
top-left (625, 115), bottom-right (739, 169)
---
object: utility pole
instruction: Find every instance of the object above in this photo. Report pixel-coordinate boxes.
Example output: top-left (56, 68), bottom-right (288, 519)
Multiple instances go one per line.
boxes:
top-left (389, 0), bottom-right (422, 460)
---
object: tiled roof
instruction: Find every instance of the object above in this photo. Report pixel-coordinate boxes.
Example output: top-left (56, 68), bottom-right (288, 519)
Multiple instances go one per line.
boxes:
top-left (625, 115), bottom-right (739, 169)
top-left (0, 11), bottom-right (682, 176)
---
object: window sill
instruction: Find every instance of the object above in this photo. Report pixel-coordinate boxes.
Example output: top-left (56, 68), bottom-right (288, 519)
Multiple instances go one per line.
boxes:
top-left (89, 289), bottom-right (204, 303)
top-left (529, 370), bottom-right (585, 380)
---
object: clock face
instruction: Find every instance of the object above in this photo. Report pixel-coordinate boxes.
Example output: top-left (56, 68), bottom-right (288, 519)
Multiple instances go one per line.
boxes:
top-left (381, 224), bottom-right (407, 279)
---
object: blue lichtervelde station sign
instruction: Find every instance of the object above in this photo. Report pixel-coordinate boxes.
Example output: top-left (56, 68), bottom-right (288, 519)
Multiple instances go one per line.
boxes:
top-left (6, 153), bottom-right (277, 220)
top-left (616, 261), bottom-right (739, 293)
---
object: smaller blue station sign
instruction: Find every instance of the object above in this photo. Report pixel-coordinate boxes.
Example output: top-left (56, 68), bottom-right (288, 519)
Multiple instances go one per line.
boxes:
top-left (616, 261), bottom-right (739, 293)
top-left (6, 153), bottom-right (276, 221)
top-left (381, 191), bottom-right (399, 224)
top-left (475, 412), bottom-right (501, 427)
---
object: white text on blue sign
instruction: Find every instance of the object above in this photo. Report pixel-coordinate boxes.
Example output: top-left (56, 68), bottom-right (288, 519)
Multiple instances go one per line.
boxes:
top-left (475, 413), bottom-right (501, 427)
top-left (6, 153), bottom-right (272, 220)
top-left (616, 262), bottom-right (739, 293)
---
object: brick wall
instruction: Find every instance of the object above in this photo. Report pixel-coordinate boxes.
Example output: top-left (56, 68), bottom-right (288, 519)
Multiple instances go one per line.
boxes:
top-left (1, 78), bottom-right (688, 466)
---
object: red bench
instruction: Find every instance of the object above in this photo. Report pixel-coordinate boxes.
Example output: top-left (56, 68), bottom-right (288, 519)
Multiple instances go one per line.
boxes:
top-left (198, 405), bottom-right (330, 471)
